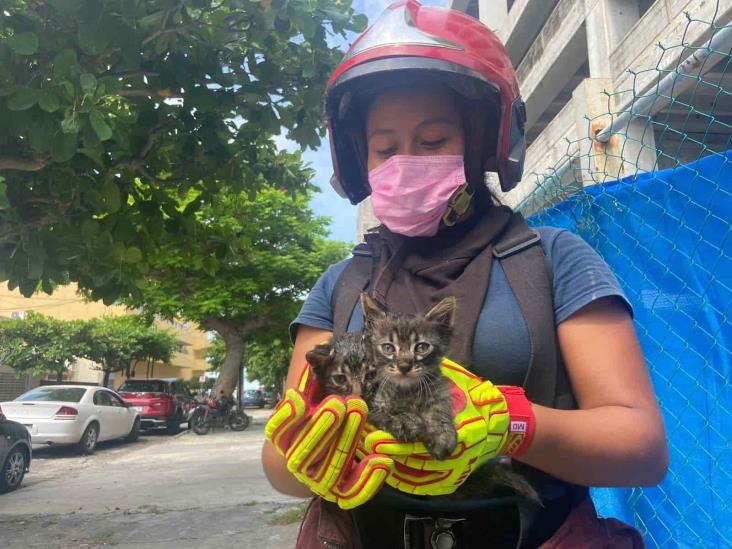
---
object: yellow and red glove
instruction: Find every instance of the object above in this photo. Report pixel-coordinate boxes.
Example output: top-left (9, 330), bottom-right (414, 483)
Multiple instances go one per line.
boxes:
top-left (264, 365), bottom-right (393, 509)
top-left (358, 359), bottom-right (535, 496)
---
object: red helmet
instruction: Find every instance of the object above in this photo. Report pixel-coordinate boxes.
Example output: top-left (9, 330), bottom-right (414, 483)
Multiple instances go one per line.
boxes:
top-left (325, 0), bottom-right (526, 205)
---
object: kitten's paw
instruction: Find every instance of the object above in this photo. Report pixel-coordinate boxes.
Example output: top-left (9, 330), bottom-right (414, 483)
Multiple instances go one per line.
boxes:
top-left (425, 429), bottom-right (458, 460)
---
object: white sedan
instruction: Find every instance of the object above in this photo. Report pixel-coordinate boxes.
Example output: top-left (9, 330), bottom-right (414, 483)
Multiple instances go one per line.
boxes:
top-left (0, 385), bottom-right (140, 454)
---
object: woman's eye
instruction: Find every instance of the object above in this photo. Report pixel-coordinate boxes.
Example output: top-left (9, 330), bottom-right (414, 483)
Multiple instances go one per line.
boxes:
top-left (415, 342), bottom-right (432, 354)
top-left (421, 138), bottom-right (447, 149)
top-left (376, 147), bottom-right (397, 157)
top-left (380, 343), bottom-right (396, 354)
top-left (331, 374), bottom-right (347, 384)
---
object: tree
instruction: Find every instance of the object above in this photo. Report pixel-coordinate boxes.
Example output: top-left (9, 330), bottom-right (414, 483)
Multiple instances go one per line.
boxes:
top-left (78, 315), bottom-right (177, 386)
top-left (0, 312), bottom-right (86, 380)
top-left (205, 336), bottom-right (226, 372)
top-left (126, 186), bottom-right (350, 396)
top-left (0, 0), bottom-right (365, 300)
top-left (246, 337), bottom-right (292, 393)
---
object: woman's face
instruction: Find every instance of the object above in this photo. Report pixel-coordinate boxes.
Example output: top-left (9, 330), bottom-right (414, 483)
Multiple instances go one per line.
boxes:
top-left (365, 87), bottom-right (465, 172)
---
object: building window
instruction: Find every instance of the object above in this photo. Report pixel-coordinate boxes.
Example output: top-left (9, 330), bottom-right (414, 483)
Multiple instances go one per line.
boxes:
top-left (10, 311), bottom-right (27, 320)
top-left (638, 0), bottom-right (655, 17)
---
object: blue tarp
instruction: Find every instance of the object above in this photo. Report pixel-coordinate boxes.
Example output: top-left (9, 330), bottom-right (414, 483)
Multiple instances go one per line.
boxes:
top-left (528, 151), bottom-right (732, 547)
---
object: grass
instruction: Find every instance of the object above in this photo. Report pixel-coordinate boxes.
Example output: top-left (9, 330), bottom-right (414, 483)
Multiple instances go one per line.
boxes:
top-left (137, 504), bottom-right (160, 514)
top-left (267, 502), bottom-right (309, 526)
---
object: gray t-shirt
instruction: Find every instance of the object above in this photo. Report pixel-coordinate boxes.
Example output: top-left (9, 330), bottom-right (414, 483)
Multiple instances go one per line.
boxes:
top-left (292, 227), bottom-right (631, 385)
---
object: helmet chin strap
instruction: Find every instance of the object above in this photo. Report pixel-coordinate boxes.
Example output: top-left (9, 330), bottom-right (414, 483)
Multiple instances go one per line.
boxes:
top-left (442, 183), bottom-right (474, 227)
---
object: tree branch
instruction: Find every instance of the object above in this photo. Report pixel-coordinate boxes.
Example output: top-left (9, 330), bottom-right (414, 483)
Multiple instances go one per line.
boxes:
top-left (0, 155), bottom-right (50, 172)
top-left (119, 89), bottom-right (184, 99)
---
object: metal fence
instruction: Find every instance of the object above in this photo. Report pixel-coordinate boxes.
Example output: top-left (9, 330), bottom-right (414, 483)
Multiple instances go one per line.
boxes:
top-left (516, 10), bottom-right (732, 549)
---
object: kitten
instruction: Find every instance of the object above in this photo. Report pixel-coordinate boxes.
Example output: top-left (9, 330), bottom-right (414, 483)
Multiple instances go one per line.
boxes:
top-left (306, 294), bottom-right (458, 460)
top-left (360, 293), bottom-right (459, 461)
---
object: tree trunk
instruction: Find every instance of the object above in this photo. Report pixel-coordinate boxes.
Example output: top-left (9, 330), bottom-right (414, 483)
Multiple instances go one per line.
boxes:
top-left (103, 369), bottom-right (111, 387)
top-left (207, 323), bottom-right (245, 398)
top-left (56, 371), bottom-right (63, 382)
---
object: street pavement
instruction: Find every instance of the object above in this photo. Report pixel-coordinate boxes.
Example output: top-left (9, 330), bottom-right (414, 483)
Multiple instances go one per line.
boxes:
top-left (0, 409), bottom-right (305, 548)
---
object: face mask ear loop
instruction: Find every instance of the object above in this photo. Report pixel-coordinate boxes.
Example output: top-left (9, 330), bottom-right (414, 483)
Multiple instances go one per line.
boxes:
top-left (442, 183), bottom-right (474, 227)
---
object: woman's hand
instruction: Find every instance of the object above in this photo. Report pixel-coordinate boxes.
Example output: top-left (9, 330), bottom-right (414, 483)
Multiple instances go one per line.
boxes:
top-left (359, 359), bottom-right (533, 496)
top-left (261, 326), bottom-right (393, 508)
top-left (264, 364), bottom-right (392, 509)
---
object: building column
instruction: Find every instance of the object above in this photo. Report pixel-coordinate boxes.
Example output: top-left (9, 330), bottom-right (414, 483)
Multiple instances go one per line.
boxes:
top-left (478, 0), bottom-right (508, 32)
top-left (572, 78), bottom-right (623, 186)
top-left (584, 0), bottom-right (658, 174)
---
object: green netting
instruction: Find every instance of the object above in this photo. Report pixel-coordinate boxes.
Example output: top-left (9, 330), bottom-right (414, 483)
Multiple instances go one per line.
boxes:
top-left (514, 10), bottom-right (732, 549)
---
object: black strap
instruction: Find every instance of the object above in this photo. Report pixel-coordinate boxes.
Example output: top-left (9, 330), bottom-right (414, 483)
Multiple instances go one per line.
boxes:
top-left (331, 243), bottom-right (372, 337)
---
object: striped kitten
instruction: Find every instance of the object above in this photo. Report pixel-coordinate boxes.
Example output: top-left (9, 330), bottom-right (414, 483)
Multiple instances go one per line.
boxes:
top-left (306, 294), bottom-right (458, 460)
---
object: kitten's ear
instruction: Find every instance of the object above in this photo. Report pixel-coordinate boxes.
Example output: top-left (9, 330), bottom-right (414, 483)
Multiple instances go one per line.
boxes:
top-left (360, 293), bottom-right (386, 325)
top-left (306, 343), bottom-right (334, 376)
top-left (425, 296), bottom-right (457, 328)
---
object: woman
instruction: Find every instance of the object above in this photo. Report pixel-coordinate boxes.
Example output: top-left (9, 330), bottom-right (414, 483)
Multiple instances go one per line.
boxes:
top-left (262, 1), bottom-right (668, 547)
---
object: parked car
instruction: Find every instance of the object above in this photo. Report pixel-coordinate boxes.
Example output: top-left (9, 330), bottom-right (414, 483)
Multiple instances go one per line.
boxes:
top-left (261, 389), bottom-right (279, 408)
top-left (241, 389), bottom-right (265, 408)
top-left (0, 412), bottom-right (31, 493)
top-left (0, 385), bottom-right (139, 455)
top-left (117, 379), bottom-right (195, 434)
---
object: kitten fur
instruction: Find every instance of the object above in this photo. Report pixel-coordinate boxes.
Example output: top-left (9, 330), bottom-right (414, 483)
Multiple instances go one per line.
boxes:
top-left (360, 293), bottom-right (459, 461)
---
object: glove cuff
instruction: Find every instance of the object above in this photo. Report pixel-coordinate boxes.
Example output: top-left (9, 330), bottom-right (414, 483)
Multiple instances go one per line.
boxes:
top-left (497, 386), bottom-right (535, 458)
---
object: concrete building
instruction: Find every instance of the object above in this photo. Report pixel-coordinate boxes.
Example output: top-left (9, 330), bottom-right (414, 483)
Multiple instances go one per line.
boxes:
top-left (357, 0), bottom-right (732, 233)
top-left (0, 284), bottom-right (210, 398)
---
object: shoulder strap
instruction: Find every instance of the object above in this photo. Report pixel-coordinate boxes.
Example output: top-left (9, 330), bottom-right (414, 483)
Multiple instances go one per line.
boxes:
top-left (494, 214), bottom-right (586, 549)
top-left (493, 214), bottom-right (575, 410)
top-left (331, 243), bottom-right (372, 337)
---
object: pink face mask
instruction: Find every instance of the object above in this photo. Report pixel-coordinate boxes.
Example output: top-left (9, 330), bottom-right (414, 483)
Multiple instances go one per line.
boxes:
top-left (368, 155), bottom-right (467, 237)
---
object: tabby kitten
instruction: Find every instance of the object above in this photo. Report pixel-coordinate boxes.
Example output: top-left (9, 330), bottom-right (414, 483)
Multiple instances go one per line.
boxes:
top-left (307, 294), bottom-right (459, 460)
top-left (360, 293), bottom-right (459, 461)
top-left (306, 331), bottom-right (379, 403)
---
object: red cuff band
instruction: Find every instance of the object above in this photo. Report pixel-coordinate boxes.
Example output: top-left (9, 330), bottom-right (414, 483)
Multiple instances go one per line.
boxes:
top-left (497, 386), bottom-right (535, 458)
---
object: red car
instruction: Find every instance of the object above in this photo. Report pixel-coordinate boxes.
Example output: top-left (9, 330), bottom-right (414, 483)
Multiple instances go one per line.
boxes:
top-left (117, 379), bottom-right (195, 434)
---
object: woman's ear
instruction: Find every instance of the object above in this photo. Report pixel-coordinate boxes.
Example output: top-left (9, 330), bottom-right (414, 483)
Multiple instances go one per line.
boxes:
top-left (360, 293), bottom-right (386, 326)
top-left (425, 296), bottom-right (457, 328)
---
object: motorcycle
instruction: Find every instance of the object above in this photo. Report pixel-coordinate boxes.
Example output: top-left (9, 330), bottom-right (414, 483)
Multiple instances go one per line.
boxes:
top-left (190, 394), bottom-right (250, 435)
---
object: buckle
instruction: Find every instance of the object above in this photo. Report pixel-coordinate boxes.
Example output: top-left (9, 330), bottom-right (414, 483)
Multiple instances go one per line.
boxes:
top-left (492, 231), bottom-right (541, 259)
top-left (442, 183), bottom-right (473, 227)
top-left (404, 515), bottom-right (466, 549)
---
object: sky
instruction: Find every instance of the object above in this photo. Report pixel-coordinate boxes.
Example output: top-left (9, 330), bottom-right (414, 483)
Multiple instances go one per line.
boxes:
top-left (291, 0), bottom-right (449, 244)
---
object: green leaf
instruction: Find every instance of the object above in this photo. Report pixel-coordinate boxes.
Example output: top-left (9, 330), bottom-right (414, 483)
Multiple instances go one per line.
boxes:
top-left (61, 111), bottom-right (80, 133)
top-left (79, 147), bottom-right (105, 168)
top-left (51, 132), bottom-right (78, 162)
top-left (8, 32), bottom-right (39, 56)
top-left (80, 73), bottom-right (97, 94)
top-left (52, 50), bottom-right (79, 79)
top-left (6, 88), bottom-right (37, 111)
top-left (0, 180), bottom-right (9, 208)
top-left (352, 14), bottom-right (369, 32)
top-left (124, 247), bottom-right (143, 264)
top-left (89, 110), bottom-right (113, 141)
top-left (38, 90), bottom-right (61, 112)
top-left (59, 80), bottom-right (76, 99)
top-left (101, 181), bottom-right (121, 213)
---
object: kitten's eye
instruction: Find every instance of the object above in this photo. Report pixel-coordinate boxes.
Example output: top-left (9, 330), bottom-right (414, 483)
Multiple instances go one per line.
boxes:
top-left (380, 343), bottom-right (396, 355)
top-left (331, 374), bottom-right (347, 384)
top-left (414, 342), bottom-right (432, 354)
